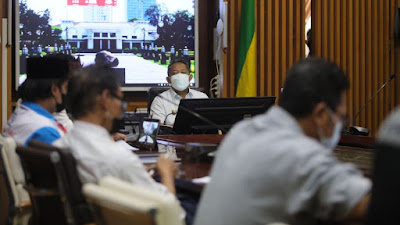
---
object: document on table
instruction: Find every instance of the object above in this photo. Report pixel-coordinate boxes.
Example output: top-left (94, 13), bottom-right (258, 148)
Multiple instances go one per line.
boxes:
top-left (115, 140), bottom-right (139, 151)
top-left (192, 176), bottom-right (211, 184)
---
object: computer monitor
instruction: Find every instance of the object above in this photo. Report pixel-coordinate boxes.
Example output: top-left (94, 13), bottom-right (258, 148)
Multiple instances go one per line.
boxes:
top-left (172, 97), bottom-right (276, 134)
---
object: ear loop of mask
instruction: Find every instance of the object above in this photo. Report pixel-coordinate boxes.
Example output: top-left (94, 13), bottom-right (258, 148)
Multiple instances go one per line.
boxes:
top-left (317, 107), bottom-right (343, 150)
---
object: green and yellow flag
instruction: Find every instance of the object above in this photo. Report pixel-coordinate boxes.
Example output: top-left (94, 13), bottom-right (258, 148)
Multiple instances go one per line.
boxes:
top-left (236, 0), bottom-right (257, 97)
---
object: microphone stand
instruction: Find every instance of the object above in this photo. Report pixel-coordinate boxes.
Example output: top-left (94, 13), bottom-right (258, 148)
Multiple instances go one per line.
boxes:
top-left (349, 74), bottom-right (395, 136)
top-left (163, 110), bottom-right (177, 125)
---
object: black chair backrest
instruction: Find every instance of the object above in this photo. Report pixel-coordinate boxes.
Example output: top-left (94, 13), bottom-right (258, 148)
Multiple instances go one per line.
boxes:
top-left (28, 140), bottom-right (93, 225)
top-left (17, 146), bottom-right (58, 189)
top-left (147, 87), bottom-right (205, 114)
top-left (366, 141), bottom-right (400, 225)
top-left (16, 145), bottom-right (68, 225)
top-left (148, 87), bottom-right (170, 114)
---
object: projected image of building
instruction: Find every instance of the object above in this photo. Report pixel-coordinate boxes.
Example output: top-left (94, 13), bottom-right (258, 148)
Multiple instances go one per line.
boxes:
top-left (127, 0), bottom-right (156, 21)
top-left (60, 20), bottom-right (158, 52)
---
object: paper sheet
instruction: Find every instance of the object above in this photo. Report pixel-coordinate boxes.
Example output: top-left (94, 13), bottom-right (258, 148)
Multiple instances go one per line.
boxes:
top-left (115, 140), bottom-right (139, 151)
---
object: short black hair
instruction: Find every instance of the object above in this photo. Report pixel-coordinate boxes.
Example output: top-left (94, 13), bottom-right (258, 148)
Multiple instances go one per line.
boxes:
top-left (167, 60), bottom-right (190, 76)
top-left (19, 55), bottom-right (74, 102)
top-left (279, 57), bottom-right (349, 118)
top-left (67, 65), bottom-right (120, 119)
top-left (19, 78), bottom-right (68, 102)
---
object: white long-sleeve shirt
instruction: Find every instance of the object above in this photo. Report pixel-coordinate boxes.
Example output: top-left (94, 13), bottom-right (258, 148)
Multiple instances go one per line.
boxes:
top-left (150, 88), bottom-right (208, 125)
top-left (53, 121), bottom-right (169, 194)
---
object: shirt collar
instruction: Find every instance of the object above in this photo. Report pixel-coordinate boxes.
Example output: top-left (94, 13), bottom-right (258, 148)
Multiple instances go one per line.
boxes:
top-left (170, 88), bottom-right (193, 100)
top-left (268, 106), bottom-right (304, 134)
top-left (73, 120), bottom-right (111, 137)
top-left (22, 101), bottom-right (56, 121)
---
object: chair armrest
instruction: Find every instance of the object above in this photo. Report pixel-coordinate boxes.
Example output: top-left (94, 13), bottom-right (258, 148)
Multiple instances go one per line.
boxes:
top-left (18, 201), bottom-right (31, 208)
top-left (24, 185), bottom-right (59, 197)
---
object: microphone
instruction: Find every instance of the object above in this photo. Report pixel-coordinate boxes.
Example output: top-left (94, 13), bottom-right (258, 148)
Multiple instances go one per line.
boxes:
top-left (154, 93), bottom-right (228, 134)
top-left (163, 109), bottom-right (177, 125)
top-left (349, 74), bottom-right (395, 136)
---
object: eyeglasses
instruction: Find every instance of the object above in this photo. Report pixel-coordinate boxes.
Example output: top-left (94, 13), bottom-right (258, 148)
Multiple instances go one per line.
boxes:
top-left (111, 93), bottom-right (128, 113)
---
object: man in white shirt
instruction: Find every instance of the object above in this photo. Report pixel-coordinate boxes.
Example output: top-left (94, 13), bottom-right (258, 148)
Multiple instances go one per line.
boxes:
top-left (150, 60), bottom-right (208, 125)
top-left (54, 65), bottom-right (177, 194)
top-left (194, 58), bottom-right (371, 225)
top-left (3, 56), bottom-right (69, 146)
top-left (53, 65), bottom-right (193, 223)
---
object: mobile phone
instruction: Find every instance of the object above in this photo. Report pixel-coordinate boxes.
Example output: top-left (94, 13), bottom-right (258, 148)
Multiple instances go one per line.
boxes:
top-left (136, 118), bottom-right (160, 150)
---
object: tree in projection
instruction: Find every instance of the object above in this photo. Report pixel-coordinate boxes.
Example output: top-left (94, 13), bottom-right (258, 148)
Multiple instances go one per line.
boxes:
top-left (19, 2), bottom-right (63, 49)
top-left (145, 4), bottom-right (194, 51)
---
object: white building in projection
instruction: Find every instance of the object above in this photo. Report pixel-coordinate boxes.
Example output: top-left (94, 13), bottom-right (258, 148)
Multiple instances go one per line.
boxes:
top-left (60, 20), bottom-right (158, 52)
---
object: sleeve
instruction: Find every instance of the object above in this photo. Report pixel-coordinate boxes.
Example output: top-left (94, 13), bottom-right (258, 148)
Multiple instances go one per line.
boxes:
top-left (150, 96), bottom-right (167, 122)
top-left (197, 91), bottom-right (209, 98)
top-left (116, 150), bottom-right (170, 195)
top-left (53, 110), bottom-right (74, 132)
top-left (25, 126), bottom-right (62, 146)
top-left (287, 149), bottom-right (371, 221)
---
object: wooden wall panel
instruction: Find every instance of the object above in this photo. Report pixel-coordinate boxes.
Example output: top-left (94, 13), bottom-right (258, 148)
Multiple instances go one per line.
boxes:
top-left (312, 0), bottom-right (396, 136)
top-left (223, 0), bottom-right (306, 100)
top-left (0, 0), bottom-right (3, 129)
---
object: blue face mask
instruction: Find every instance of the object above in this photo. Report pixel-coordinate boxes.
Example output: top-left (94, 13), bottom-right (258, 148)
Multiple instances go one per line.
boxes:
top-left (318, 111), bottom-right (343, 150)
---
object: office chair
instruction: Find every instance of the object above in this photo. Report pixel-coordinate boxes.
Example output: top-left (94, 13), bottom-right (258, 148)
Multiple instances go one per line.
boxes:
top-left (147, 86), bottom-right (205, 114)
top-left (147, 87), bottom-right (171, 114)
top-left (366, 140), bottom-right (400, 225)
top-left (83, 176), bottom-right (184, 225)
top-left (0, 136), bottom-right (31, 225)
top-left (28, 140), bottom-right (94, 225)
top-left (16, 145), bottom-right (68, 225)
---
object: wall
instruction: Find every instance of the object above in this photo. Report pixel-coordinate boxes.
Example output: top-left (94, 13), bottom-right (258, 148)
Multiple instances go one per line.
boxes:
top-left (222, 0), bottom-right (306, 100)
top-left (224, 0), bottom-right (399, 136)
top-left (312, 0), bottom-right (398, 136)
top-left (0, 0), bottom-right (3, 129)
top-left (0, 1), bottom-right (10, 224)
top-left (0, 0), bottom-right (12, 129)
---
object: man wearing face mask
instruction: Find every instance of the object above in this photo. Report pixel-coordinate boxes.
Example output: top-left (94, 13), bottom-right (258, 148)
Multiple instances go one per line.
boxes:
top-left (54, 64), bottom-right (189, 223)
top-left (194, 58), bottom-right (371, 225)
top-left (150, 60), bottom-right (208, 125)
top-left (3, 56), bottom-right (70, 146)
top-left (53, 64), bottom-right (179, 200)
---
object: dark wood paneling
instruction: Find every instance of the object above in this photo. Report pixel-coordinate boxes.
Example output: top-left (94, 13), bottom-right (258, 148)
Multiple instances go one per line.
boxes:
top-left (312, 0), bottom-right (397, 136)
top-left (223, 0), bottom-right (305, 101)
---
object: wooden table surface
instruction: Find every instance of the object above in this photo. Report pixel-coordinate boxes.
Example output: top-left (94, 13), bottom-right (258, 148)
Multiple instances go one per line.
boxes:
top-left (157, 134), bottom-right (376, 180)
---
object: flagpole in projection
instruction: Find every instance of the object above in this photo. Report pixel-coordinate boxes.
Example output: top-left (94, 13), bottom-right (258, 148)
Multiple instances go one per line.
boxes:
top-left (236, 0), bottom-right (257, 97)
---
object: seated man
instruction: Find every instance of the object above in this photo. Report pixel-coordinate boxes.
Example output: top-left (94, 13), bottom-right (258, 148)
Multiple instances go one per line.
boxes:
top-left (3, 56), bottom-right (70, 146)
top-left (150, 60), bottom-right (208, 125)
top-left (194, 58), bottom-right (371, 225)
top-left (54, 65), bottom-right (195, 224)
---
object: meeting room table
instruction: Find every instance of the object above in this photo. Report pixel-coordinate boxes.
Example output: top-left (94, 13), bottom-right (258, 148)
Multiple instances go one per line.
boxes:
top-left (153, 134), bottom-right (375, 180)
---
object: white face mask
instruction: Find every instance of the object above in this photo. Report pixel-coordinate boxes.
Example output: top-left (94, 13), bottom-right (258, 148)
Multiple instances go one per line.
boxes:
top-left (318, 112), bottom-right (343, 150)
top-left (170, 73), bottom-right (190, 92)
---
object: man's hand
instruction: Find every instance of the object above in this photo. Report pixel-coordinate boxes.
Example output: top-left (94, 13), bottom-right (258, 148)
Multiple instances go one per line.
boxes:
top-left (156, 155), bottom-right (177, 195)
top-left (156, 155), bottom-right (177, 177)
top-left (111, 132), bottom-right (127, 142)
